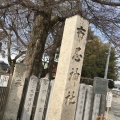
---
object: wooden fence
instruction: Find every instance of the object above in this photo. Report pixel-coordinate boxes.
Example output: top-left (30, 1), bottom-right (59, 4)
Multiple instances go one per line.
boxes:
top-left (15, 76), bottom-right (101, 120)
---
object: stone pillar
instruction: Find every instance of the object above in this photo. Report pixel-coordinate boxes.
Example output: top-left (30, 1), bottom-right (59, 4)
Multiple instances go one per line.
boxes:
top-left (34, 78), bottom-right (49, 120)
top-left (46, 15), bottom-right (89, 120)
top-left (21, 75), bottom-right (38, 120)
top-left (3, 63), bottom-right (26, 120)
top-left (75, 84), bottom-right (87, 120)
top-left (83, 86), bottom-right (93, 120)
top-left (92, 94), bottom-right (101, 120)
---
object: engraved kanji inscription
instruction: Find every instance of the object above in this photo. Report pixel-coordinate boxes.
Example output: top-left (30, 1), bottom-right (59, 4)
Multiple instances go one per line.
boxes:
top-left (44, 80), bottom-right (48, 85)
top-left (31, 89), bottom-right (34, 93)
top-left (39, 108), bottom-right (43, 112)
top-left (72, 47), bottom-right (82, 62)
top-left (26, 107), bottom-right (30, 112)
top-left (28, 98), bottom-right (32, 101)
top-left (41, 99), bottom-right (45, 103)
top-left (69, 68), bottom-right (80, 81)
top-left (30, 93), bottom-right (33, 97)
top-left (27, 102), bottom-right (31, 107)
top-left (42, 90), bottom-right (47, 93)
top-left (77, 26), bottom-right (86, 39)
top-left (15, 79), bottom-right (22, 87)
top-left (65, 91), bottom-right (76, 105)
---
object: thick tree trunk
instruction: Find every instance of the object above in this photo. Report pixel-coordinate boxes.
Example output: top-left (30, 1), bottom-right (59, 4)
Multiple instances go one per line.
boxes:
top-left (48, 35), bottom-right (62, 80)
top-left (8, 58), bottom-right (16, 82)
top-left (24, 12), bottom-right (51, 78)
top-left (47, 23), bottom-right (64, 80)
top-left (9, 61), bottom-right (16, 75)
top-left (48, 52), bottom-right (56, 80)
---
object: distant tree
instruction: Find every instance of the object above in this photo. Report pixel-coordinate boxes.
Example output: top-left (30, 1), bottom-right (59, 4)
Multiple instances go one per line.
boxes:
top-left (82, 29), bottom-right (118, 80)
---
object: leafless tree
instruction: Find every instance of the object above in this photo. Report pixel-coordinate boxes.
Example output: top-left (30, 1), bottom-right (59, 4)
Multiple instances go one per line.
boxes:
top-left (0, 0), bottom-right (119, 78)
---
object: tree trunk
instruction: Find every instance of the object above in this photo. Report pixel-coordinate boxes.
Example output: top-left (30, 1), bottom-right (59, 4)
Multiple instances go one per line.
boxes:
top-left (24, 12), bottom-right (51, 78)
top-left (10, 61), bottom-right (15, 75)
top-left (47, 23), bottom-right (64, 80)
top-left (48, 52), bottom-right (56, 80)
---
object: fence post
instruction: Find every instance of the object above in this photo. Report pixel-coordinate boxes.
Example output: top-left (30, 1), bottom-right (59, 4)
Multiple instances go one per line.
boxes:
top-left (45, 80), bottom-right (54, 120)
top-left (92, 94), bottom-right (101, 120)
top-left (21, 75), bottom-right (38, 120)
top-left (83, 85), bottom-right (93, 120)
top-left (34, 78), bottom-right (49, 120)
top-left (3, 63), bottom-right (26, 120)
top-left (75, 84), bottom-right (87, 120)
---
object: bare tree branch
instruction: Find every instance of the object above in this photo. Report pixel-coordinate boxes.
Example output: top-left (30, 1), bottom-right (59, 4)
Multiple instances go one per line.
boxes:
top-left (0, 1), bottom-right (17, 9)
top-left (51, 16), bottom-right (65, 27)
top-left (18, 0), bottom-right (40, 11)
top-left (9, 22), bottom-right (27, 48)
top-left (13, 50), bottom-right (26, 61)
top-left (0, 0), bottom-right (39, 11)
top-left (7, 36), bottom-right (12, 64)
top-left (92, 0), bottom-right (120, 6)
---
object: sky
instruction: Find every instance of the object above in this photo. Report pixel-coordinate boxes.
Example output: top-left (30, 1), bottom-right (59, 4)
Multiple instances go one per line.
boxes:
top-left (0, 51), bottom-right (16, 64)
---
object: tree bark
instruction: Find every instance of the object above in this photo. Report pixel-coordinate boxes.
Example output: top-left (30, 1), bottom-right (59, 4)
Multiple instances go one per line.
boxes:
top-left (24, 11), bottom-right (51, 78)
top-left (47, 23), bottom-right (64, 80)
top-left (48, 52), bottom-right (56, 80)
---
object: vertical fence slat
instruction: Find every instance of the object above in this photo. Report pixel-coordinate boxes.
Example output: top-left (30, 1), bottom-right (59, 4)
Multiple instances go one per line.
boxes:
top-left (17, 78), bottom-right (29, 119)
top-left (0, 75), bottom-right (9, 87)
top-left (92, 94), bottom-right (101, 120)
top-left (45, 80), bottom-right (54, 120)
top-left (75, 84), bottom-right (87, 120)
top-left (34, 78), bottom-right (49, 120)
top-left (3, 64), bottom-right (26, 120)
top-left (83, 85), bottom-right (93, 120)
top-left (21, 75), bottom-right (38, 120)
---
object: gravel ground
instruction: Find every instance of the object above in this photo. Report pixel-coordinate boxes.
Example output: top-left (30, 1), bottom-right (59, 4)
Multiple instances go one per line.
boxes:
top-left (108, 94), bottom-right (120, 120)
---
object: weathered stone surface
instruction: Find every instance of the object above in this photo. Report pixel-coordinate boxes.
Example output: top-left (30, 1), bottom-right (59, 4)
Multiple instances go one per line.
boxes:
top-left (3, 63), bottom-right (26, 120)
top-left (94, 77), bottom-right (108, 95)
top-left (92, 94), bottom-right (101, 120)
top-left (75, 84), bottom-right (87, 120)
top-left (34, 78), bottom-right (49, 120)
top-left (21, 75), bottom-right (38, 120)
top-left (83, 85), bottom-right (93, 120)
top-left (94, 77), bottom-right (108, 117)
top-left (106, 91), bottom-right (113, 107)
top-left (45, 80), bottom-right (54, 120)
top-left (46, 15), bottom-right (89, 120)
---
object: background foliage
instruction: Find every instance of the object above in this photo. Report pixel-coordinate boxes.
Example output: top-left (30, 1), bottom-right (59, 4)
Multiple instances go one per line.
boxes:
top-left (82, 29), bottom-right (118, 80)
